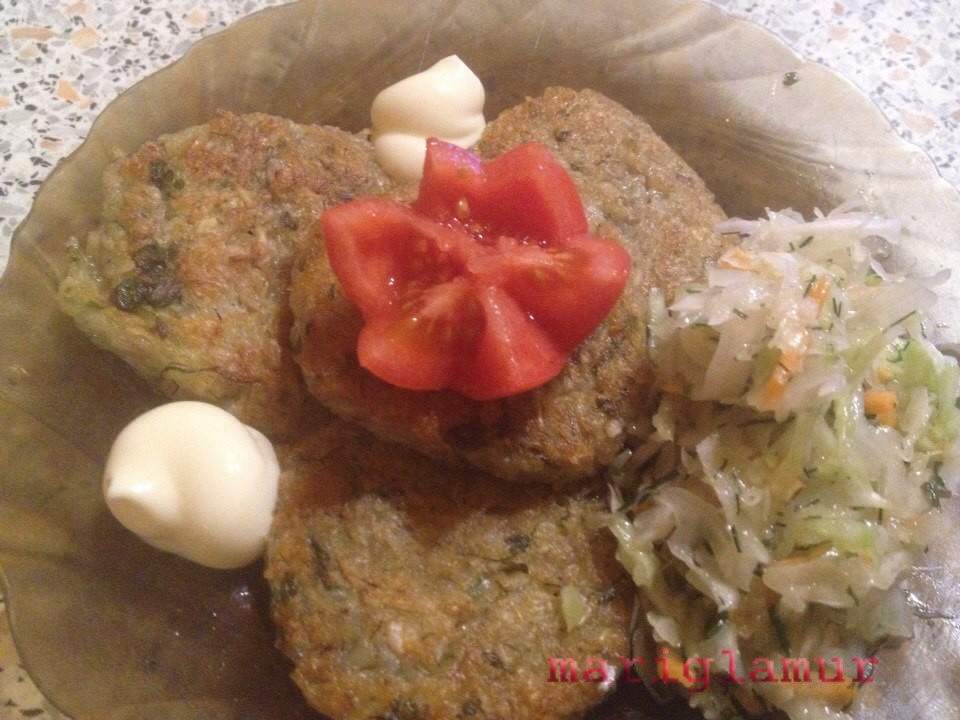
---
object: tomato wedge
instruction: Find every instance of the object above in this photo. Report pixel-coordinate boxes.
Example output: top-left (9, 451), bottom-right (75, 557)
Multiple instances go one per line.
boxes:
top-left (322, 138), bottom-right (630, 400)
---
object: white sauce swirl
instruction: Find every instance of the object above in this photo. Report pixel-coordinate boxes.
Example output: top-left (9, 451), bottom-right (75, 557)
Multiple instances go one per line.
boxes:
top-left (102, 401), bottom-right (279, 569)
top-left (371, 55), bottom-right (486, 181)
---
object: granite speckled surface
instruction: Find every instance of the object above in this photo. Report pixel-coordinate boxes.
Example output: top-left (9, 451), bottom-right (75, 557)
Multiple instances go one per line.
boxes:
top-left (0, 1), bottom-right (958, 718)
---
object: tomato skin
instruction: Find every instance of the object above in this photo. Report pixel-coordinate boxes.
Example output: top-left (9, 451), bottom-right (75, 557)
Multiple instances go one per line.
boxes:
top-left (415, 139), bottom-right (588, 243)
top-left (472, 234), bottom-right (631, 350)
top-left (454, 285), bottom-right (567, 400)
top-left (356, 279), bottom-right (479, 391)
top-left (323, 199), bottom-right (472, 315)
top-left (414, 139), bottom-right (485, 222)
top-left (322, 199), bottom-right (420, 313)
top-left (322, 139), bottom-right (631, 401)
top-left (478, 142), bottom-right (588, 242)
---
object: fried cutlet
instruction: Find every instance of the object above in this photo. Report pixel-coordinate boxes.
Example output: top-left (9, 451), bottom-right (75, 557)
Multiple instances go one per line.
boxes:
top-left (57, 111), bottom-right (394, 437)
top-left (265, 419), bottom-right (632, 720)
top-left (290, 87), bottom-right (730, 482)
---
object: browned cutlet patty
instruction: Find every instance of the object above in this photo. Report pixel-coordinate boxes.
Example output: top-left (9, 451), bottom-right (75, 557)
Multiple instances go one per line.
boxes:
top-left (290, 87), bottom-right (730, 481)
top-left (265, 420), bottom-right (632, 720)
top-left (58, 110), bottom-right (394, 438)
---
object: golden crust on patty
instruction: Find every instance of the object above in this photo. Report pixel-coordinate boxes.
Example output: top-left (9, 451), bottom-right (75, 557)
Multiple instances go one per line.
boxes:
top-left (58, 110), bottom-right (394, 437)
top-left (265, 419), bottom-right (632, 720)
top-left (290, 88), bottom-right (730, 482)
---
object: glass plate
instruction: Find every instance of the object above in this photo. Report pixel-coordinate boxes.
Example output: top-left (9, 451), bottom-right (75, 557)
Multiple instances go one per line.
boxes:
top-left (1, 1), bottom-right (959, 718)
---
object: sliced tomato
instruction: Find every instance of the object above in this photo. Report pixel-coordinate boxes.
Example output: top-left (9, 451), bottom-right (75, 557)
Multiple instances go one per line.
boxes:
top-left (469, 233), bottom-right (632, 349)
top-left (477, 142), bottom-right (588, 242)
top-left (323, 198), bottom-right (470, 314)
top-left (321, 139), bottom-right (631, 400)
top-left (357, 279), bottom-right (482, 391)
top-left (416, 139), bottom-right (588, 244)
top-left (322, 199), bottom-right (419, 312)
top-left (454, 285), bottom-right (567, 400)
top-left (413, 138), bottom-right (485, 222)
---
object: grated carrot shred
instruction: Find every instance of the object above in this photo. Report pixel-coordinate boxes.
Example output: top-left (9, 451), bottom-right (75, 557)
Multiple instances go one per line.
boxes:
top-left (790, 678), bottom-right (858, 707)
top-left (864, 389), bottom-right (898, 427)
top-left (760, 365), bottom-right (789, 409)
top-left (760, 349), bottom-right (804, 410)
top-left (718, 247), bottom-right (757, 270)
top-left (658, 647), bottom-right (696, 689)
top-left (778, 348), bottom-right (805, 374)
top-left (807, 275), bottom-right (831, 309)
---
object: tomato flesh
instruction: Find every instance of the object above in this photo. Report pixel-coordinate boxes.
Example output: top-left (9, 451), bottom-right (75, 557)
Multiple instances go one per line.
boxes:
top-left (322, 139), bottom-right (631, 400)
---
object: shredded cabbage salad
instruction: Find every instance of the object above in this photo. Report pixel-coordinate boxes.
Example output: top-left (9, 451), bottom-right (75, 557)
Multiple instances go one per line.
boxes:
top-left (607, 204), bottom-right (960, 720)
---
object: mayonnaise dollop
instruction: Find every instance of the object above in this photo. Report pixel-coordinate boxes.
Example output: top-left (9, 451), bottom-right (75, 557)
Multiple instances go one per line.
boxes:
top-left (371, 55), bottom-right (486, 182)
top-left (102, 401), bottom-right (279, 569)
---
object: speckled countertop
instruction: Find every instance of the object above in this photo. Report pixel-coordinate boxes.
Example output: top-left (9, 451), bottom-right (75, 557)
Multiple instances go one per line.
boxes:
top-left (0, 1), bottom-right (958, 718)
